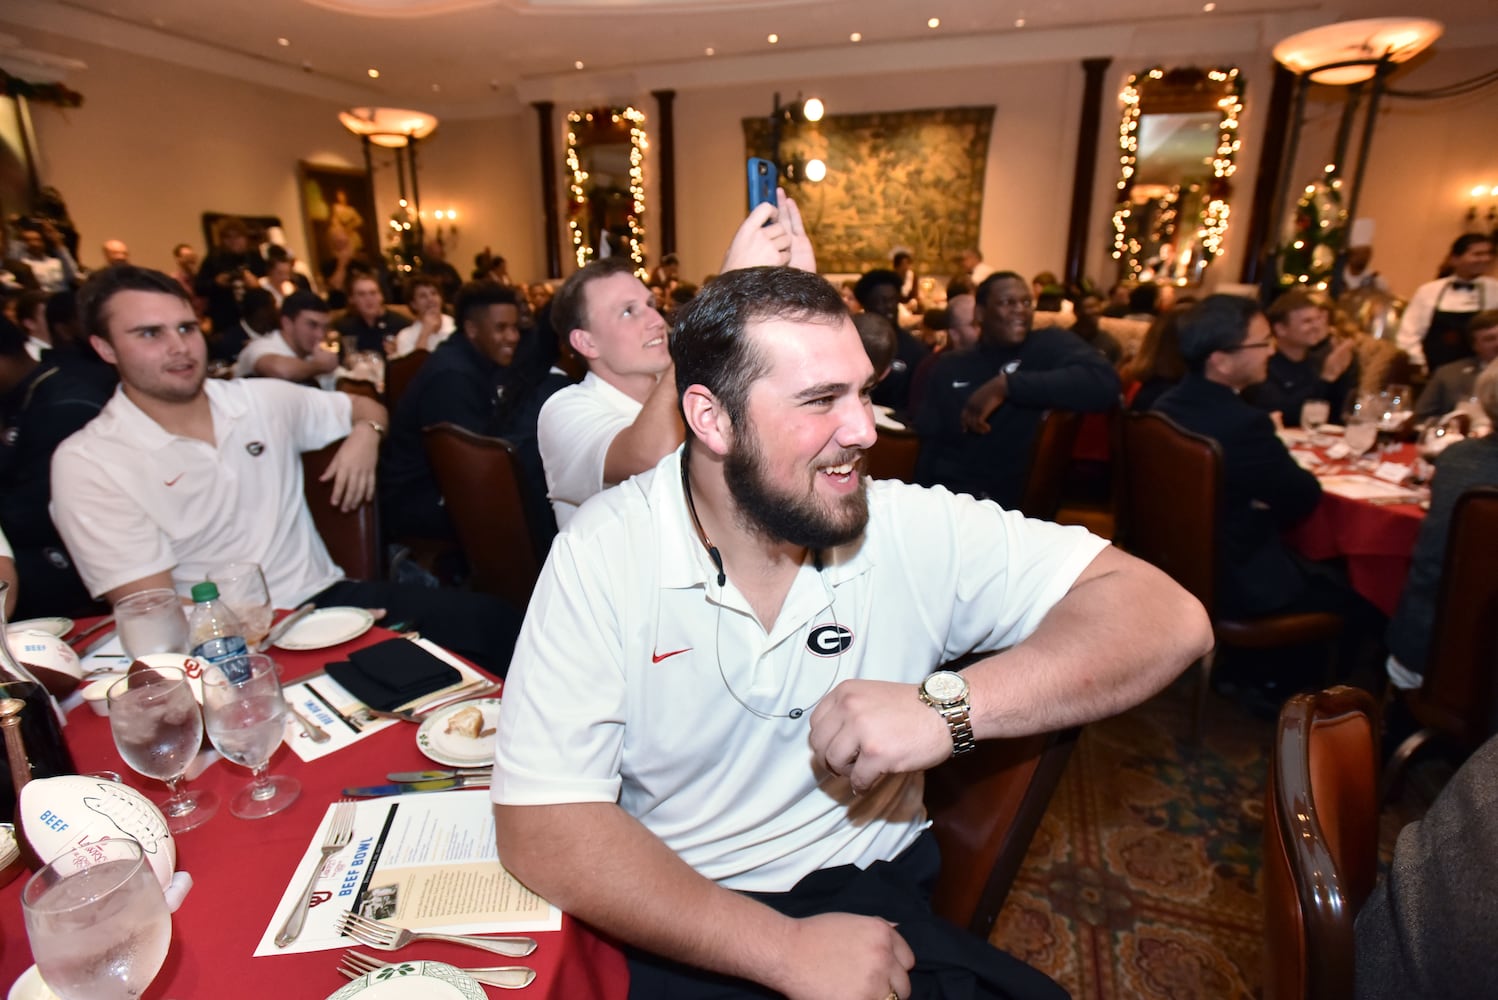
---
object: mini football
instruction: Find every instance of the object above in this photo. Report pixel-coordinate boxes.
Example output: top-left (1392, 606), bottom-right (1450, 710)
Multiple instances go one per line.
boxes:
top-left (8, 629), bottom-right (83, 698)
top-left (129, 652), bottom-right (208, 704)
top-left (19, 775), bottom-right (176, 892)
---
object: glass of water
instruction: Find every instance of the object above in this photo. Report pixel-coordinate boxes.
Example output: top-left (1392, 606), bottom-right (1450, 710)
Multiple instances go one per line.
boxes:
top-left (209, 562), bottom-right (273, 648)
top-left (22, 838), bottom-right (171, 1000)
top-left (1301, 399), bottom-right (1330, 443)
top-left (108, 667), bottom-right (217, 834)
top-left (201, 654), bottom-right (299, 819)
top-left (113, 589), bottom-right (188, 660)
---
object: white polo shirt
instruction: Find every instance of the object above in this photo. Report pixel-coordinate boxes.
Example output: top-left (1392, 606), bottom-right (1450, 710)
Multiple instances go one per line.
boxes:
top-left (492, 448), bottom-right (1108, 892)
top-left (50, 378), bottom-right (350, 607)
top-left (391, 314), bottom-right (457, 359)
top-left (235, 331), bottom-right (337, 390)
top-left (536, 371), bottom-right (644, 529)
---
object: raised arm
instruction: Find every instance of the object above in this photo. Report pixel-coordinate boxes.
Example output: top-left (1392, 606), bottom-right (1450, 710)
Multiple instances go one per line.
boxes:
top-left (601, 362), bottom-right (684, 486)
top-left (494, 801), bottom-right (913, 1000)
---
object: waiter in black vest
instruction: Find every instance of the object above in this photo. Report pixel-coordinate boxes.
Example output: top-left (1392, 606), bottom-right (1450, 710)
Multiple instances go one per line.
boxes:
top-left (1396, 233), bottom-right (1497, 372)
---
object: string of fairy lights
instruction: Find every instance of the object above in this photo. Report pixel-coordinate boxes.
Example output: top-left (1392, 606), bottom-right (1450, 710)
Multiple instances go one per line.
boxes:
top-left (566, 106), bottom-right (649, 275)
top-left (1111, 66), bottom-right (1243, 279)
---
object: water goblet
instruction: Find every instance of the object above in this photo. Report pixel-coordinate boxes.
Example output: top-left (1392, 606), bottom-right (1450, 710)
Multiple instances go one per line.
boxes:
top-left (1344, 419), bottom-right (1380, 461)
top-left (1301, 399), bottom-right (1330, 444)
top-left (113, 589), bottom-right (188, 659)
top-left (108, 667), bottom-right (218, 834)
top-left (201, 653), bottom-right (300, 819)
top-left (22, 838), bottom-right (171, 1000)
top-left (210, 562), bottom-right (273, 648)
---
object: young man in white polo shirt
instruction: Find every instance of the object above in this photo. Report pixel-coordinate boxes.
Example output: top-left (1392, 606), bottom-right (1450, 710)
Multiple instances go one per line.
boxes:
top-left (50, 266), bottom-right (522, 674)
top-left (492, 267), bottom-right (1212, 999)
top-left (537, 192), bottom-right (815, 529)
top-left (234, 289), bottom-right (340, 388)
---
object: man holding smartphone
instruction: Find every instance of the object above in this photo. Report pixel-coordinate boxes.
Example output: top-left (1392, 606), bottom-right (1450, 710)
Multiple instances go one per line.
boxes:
top-left (537, 190), bottom-right (815, 529)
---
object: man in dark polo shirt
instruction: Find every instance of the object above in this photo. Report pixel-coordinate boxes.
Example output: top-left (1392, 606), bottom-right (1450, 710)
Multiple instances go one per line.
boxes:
top-left (382, 282), bottom-right (569, 550)
top-left (1244, 290), bottom-right (1357, 427)
top-left (335, 273), bottom-right (408, 355)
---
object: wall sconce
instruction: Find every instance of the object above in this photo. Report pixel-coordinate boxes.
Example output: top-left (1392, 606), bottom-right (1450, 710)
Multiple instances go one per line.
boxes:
top-left (429, 208), bottom-right (460, 251)
top-left (1466, 185), bottom-right (1497, 234)
top-left (769, 92), bottom-right (826, 183)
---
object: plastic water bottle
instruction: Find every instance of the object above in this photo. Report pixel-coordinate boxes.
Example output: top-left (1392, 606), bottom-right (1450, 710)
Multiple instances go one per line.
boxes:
top-left (187, 582), bottom-right (251, 684)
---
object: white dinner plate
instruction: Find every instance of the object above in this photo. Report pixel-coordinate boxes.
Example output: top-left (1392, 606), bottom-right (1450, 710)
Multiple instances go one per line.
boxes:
top-left (416, 698), bottom-right (502, 768)
top-left (273, 607), bottom-right (374, 651)
top-left (8, 966), bottom-right (62, 1000)
top-left (6, 618), bottom-right (72, 639)
top-left (325, 960), bottom-right (484, 999)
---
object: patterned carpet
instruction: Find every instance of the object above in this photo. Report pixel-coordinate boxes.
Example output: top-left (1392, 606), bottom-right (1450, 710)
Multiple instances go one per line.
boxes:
top-left (988, 670), bottom-right (1451, 1000)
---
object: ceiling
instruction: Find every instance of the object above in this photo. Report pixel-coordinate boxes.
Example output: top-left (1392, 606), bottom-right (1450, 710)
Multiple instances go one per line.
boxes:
top-left (3, 0), bottom-right (1496, 116)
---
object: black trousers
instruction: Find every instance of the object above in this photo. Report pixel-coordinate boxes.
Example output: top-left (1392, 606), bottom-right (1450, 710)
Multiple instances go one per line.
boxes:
top-left (309, 580), bottom-right (522, 677)
top-left (626, 832), bottom-right (1068, 1000)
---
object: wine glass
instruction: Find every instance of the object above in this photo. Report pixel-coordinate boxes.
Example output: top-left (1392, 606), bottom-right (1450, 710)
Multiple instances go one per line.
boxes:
top-left (210, 562), bottom-right (273, 648)
top-left (108, 667), bottom-right (218, 834)
top-left (201, 653), bottom-right (300, 819)
top-left (1301, 399), bottom-right (1330, 444)
top-left (1344, 419), bottom-right (1380, 460)
top-left (22, 838), bottom-right (171, 1000)
top-left (113, 589), bottom-right (189, 659)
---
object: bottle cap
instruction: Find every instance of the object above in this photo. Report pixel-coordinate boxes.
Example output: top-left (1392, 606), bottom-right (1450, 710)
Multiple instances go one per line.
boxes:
top-left (190, 582), bottom-right (220, 603)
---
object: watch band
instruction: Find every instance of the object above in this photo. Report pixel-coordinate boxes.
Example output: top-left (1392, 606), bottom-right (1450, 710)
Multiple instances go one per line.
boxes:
top-left (938, 703), bottom-right (977, 756)
top-left (362, 419), bottom-right (387, 437)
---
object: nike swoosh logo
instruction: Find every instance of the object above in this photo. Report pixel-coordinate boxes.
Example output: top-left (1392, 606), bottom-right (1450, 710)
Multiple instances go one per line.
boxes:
top-left (163, 474), bottom-right (184, 486)
top-left (651, 648), bottom-right (691, 663)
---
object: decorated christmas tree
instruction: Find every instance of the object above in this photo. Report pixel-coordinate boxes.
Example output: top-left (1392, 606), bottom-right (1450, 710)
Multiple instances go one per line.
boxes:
top-left (1278, 166), bottom-right (1347, 290)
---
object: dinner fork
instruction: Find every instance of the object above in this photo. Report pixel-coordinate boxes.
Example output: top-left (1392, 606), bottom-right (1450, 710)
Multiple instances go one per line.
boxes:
top-left (339, 949), bottom-right (537, 990)
top-left (274, 801), bottom-right (357, 948)
top-left (335, 910), bottom-right (538, 957)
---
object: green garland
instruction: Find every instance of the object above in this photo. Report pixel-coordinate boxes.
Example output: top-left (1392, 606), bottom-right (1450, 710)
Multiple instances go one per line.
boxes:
top-left (0, 70), bottom-right (84, 109)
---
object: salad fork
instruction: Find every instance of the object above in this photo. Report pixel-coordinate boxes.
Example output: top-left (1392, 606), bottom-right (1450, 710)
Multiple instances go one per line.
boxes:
top-left (339, 949), bottom-right (536, 990)
top-left (336, 910), bottom-right (537, 957)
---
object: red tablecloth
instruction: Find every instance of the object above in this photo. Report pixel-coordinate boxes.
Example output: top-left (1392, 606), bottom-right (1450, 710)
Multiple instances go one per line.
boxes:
top-left (1, 617), bottom-right (628, 1000)
top-left (1283, 443), bottom-right (1426, 616)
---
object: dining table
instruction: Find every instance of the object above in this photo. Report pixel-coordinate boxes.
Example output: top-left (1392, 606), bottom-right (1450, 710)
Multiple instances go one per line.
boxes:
top-left (0, 615), bottom-right (629, 1000)
top-left (1281, 433), bottom-right (1427, 616)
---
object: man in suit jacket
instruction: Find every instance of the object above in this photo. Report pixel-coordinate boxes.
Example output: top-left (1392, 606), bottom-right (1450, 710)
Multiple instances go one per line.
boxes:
top-left (1153, 296), bottom-right (1339, 620)
top-left (1413, 310), bottom-right (1497, 420)
top-left (1355, 730), bottom-right (1498, 999)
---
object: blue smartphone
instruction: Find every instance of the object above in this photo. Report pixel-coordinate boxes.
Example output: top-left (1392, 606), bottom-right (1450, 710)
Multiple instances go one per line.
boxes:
top-left (747, 157), bottom-right (777, 213)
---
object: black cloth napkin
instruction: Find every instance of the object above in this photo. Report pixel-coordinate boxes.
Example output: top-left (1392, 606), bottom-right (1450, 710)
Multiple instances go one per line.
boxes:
top-left (325, 638), bottom-right (463, 711)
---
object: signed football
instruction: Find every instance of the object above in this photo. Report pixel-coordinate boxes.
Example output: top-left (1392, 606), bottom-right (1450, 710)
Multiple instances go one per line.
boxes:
top-left (8, 629), bottom-right (83, 698)
top-left (19, 775), bottom-right (176, 892)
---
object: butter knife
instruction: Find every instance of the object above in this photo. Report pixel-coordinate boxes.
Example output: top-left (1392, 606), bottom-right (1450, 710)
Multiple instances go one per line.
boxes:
top-left (342, 776), bottom-right (492, 797)
top-left (70, 615), bottom-right (117, 657)
top-left (258, 603), bottom-right (316, 652)
top-left (387, 768), bottom-right (491, 783)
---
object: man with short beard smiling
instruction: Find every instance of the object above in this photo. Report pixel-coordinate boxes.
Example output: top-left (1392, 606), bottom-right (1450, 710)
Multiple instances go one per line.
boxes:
top-left (493, 267), bottom-right (1210, 1000)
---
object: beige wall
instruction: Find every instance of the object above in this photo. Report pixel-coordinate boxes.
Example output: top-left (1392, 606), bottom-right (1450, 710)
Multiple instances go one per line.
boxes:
top-left (1286, 46), bottom-right (1498, 298)
top-left (16, 22), bottom-right (1498, 302)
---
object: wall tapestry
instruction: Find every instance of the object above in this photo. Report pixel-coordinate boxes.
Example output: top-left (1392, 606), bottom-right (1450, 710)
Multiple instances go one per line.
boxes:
top-left (743, 106), bottom-right (994, 274)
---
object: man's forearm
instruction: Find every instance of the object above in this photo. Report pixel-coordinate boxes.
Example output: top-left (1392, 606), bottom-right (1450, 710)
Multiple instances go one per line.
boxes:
top-left (964, 547), bottom-right (1210, 738)
top-left (603, 373), bottom-right (684, 486)
top-left (495, 802), bottom-right (791, 988)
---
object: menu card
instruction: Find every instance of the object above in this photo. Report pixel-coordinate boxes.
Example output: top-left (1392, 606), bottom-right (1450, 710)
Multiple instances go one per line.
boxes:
top-left (254, 791), bottom-right (561, 956)
top-left (280, 637), bottom-right (489, 762)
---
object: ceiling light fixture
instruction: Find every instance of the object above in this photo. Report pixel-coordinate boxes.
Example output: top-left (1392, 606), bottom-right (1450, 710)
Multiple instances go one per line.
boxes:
top-left (277, 37), bottom-right (290, 47)
top-left (705, 46), bottom-right (715, 55)
top-left (367, 68), bottom-right (380, 79)
top-left (1203, 2), bottom-right (1215, 10)
top-left (850, 32), bottom-right (862, 42)
top-left (927, 17), bottom-right (940, 29)
top-left (1273, 17), bottom-right (1442, 85)
top-left (338, 107), bottom-right (439, 148)
top-left (574, 60), bottom-right (584, 70)
top-left (767, 33), bottom-right (779, 44)
top-left (1015, 18), bottom-right (1026, 27)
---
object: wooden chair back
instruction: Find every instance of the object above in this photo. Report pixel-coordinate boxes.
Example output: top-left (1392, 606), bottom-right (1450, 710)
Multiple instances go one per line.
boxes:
top-left (1018, 409), bottom-right (1083, 520)
top-left (1412, 486), bottom-right (1498, 750)
top-left (301, 439), bottom-right (382, 581)
top-left (1263, 686), bottom-right (1378, 1000)
top-left (1120, 411), bottom-right (1220, 612)
top-left (422, 423), bottom-right (542, 610)
top-left (384, 349), bottom-right (430, 412)
top-left (926, 727), bottom-right (1077, 937)
top-left (865, 428), bottom-right (921, 484)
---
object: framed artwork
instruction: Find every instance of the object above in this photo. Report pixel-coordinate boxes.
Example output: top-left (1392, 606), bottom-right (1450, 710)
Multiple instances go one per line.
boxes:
top-left (297, 161), bottom-right (379, 280)
top-left (743, 106), bottom-right (995, 274)
top-left (0, 96), bottom-right (39, 223)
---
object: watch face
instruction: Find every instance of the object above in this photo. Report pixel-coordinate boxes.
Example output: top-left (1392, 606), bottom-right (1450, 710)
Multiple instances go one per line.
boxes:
top-left (924, 671), bottom-right (966, 704)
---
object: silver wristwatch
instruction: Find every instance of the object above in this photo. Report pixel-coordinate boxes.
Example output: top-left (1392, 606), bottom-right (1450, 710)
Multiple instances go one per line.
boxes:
top-left (919, 670), bottom-right (976, 756)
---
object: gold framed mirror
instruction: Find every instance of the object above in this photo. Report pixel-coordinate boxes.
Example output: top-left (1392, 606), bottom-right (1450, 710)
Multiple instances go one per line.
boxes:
top-left (1110, 66), bottom-right (1243, 286)
top-left (565, 106), bottom-right (647, 272)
